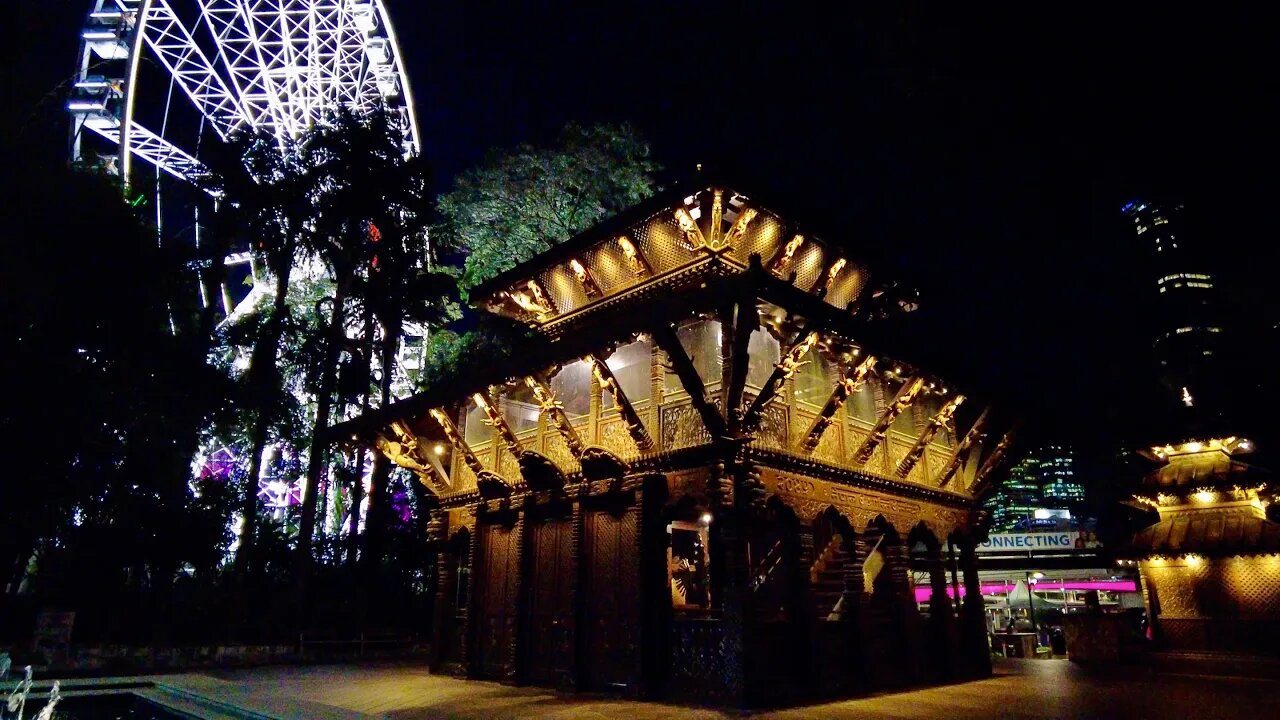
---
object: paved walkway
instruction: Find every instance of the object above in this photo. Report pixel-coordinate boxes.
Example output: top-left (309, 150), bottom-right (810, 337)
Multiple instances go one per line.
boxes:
top-left (150, 659), bottom-right (1280, 719)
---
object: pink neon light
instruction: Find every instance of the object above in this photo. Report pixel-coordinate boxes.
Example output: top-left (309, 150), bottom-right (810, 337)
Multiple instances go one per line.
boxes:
top-left (912, 579), bottom-right (1138, 603)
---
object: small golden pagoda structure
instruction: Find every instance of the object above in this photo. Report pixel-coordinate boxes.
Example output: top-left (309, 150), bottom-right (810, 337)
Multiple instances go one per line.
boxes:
top-left (333, 183), bottom-right (1015, 706)
top-left (1123, 437), bottom-right (1280, 654)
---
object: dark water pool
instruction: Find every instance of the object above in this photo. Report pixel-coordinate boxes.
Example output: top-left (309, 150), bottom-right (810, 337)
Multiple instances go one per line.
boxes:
top-left (40, 694), bottom-right (192, 720)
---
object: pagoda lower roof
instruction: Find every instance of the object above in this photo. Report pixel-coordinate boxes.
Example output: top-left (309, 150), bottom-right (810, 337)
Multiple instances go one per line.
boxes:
top-left (1123, 512), bottom-right (1280, 558)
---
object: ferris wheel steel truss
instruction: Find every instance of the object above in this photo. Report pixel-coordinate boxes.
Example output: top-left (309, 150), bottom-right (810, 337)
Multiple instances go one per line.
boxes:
top-left (69, 0), bottom-right (422, 190)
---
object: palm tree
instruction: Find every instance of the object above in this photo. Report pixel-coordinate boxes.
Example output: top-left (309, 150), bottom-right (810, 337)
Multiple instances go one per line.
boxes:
top-left (204, 130), bottom-right (313, 579)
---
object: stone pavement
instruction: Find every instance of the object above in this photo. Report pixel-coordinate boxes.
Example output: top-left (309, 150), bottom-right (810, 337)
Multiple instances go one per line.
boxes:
top-left (151, 659), bottom-right (1280, 719)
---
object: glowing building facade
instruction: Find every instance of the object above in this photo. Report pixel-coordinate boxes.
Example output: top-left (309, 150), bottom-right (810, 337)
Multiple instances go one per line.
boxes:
top-left (1122, 200), bottom-right (1223, 413)
top-left (985, 446), bottom-right (1085, 532)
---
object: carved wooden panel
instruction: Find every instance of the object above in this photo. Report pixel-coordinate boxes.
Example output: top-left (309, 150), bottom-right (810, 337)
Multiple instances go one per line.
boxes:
top-left (475, 521), bottom-right (520, 680)
top-left (583, 507), bottom-right (641, 690)
top-left (813, 417), bottom-right (843, 464)
top-left (525, 516), bottom-right (576, 686)
top-left (756, 401), bottom-right (790, 450)
top-left (1146, 557), bottom-right (1280, 619)
top-left (600, 417), bottom-right (641, 458)
top-left (661, 401), bottom-right (713, 450)
top-left (543, 431), bottom-right (581, 474)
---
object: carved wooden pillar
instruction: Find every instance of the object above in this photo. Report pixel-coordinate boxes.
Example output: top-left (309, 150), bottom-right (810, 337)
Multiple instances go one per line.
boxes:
top-left (841, 532), bottom-right (871, 691)
top-left (649, 339), bottom-right (664, 444)
top-left (460, 515), bottom-right (478, 676)
top-left (924, 544), bottom-right (955, 680)
top-left (428, 510), bottom-right (451, 672)
top-left (507, 510), bottom-right (527, 684)
top-left (883, 541), bottom-right (922, 683)
top-left (958, 540), bottom-right (991, 677)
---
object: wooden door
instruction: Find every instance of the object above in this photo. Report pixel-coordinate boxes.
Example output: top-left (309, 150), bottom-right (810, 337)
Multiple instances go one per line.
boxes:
top-left (583, 507), bottom-right (641, 691)
top-left (523, 515), bottom-right (576, 686)
top-left (475, 521), bottom-right (520, 680)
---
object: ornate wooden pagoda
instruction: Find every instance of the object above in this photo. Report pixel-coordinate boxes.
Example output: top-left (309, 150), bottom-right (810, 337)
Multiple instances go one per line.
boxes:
top-left (1122, 437), bottom-right (1280, 655)
top-left (334, 183), bottom-right (1016, 706)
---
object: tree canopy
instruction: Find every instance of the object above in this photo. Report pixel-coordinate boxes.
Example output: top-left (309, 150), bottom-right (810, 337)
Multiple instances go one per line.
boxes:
top-left (436, 122), bottom-right (660, 292)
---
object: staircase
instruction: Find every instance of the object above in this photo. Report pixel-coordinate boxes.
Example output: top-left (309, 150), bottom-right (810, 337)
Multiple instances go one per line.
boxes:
top-left (811, 539), bottom-right (850, 620)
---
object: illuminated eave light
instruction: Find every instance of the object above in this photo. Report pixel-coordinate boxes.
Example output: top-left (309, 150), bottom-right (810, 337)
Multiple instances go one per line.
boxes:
top-left (82, 30), bottom-right (119, 40)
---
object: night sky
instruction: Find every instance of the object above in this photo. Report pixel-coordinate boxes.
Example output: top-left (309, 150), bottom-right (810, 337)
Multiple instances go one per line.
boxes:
top-left (9, 2), bottom-right (1276, 457)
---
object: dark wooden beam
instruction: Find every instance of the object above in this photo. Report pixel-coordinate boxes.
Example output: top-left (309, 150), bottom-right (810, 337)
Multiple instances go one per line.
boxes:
top-left (587, 352), bottom-right (654, 451)
top-left (969, 426), bottom-right (1018, 497)
top-left (800, 354), bottom-right (877, 452)
top-left (724, 295), bottom-right (759, 435)
top-left (650, 322), bottom-right (727, 439)
top-left (523, 375), bottom-right (586, 457)
top-left (936, 408), bottom-right (989, 489)
top-left (473, 389), bottom-right (524, 457)
top-left (895, 394), bottom-right (966, 478)
top-left (853, 377), bottom-right (925, 465)
top-left (741, 327), bottom-right (820, 434)
top-left (428, 407), bottom-right (488, 478)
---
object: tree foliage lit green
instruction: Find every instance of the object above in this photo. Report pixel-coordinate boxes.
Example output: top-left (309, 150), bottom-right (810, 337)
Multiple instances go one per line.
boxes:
top-left (436, 122), bottom-right (659, 292)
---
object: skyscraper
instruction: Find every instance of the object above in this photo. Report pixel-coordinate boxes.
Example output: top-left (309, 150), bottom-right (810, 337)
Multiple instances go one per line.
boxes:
top-left (984, 445), bottom-right (1086, 531)
top-left (1121, 200), bottom-right (1224, 416)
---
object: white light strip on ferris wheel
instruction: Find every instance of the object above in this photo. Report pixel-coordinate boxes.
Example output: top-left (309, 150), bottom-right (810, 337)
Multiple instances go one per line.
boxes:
top-left (90, 120), bottom-right (216, 190)
top-left (139, 0), bottom-right (249, 138)
top-left (374, 0), bottom-right (420, 154)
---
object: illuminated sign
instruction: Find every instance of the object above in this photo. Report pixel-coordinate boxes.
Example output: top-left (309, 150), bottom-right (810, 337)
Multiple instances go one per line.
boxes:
top-left (977, 532), bottom-right (1098, 553)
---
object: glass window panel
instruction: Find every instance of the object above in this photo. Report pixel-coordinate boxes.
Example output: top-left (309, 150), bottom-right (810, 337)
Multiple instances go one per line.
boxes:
top-left (745, 329), bottom-right (781, 391)
top-left (464, 402), bottom-right (492, 446)
top-left (849, 381), bottom-right (877, 423)
top-left (602, 338), bottom-right (652, 409)
top-left (794, 349), bottom-right (836, 408)
top-left (501, 384), bottom-right (540, 434)
top-left (551, 359), bottom-right (592, 421)
top-left (664, 319), bottom-right (723, 393)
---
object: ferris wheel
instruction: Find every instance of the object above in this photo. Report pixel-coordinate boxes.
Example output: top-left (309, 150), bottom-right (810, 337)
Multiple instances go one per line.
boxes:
top-left (68, 0), bottom-right (421, 189)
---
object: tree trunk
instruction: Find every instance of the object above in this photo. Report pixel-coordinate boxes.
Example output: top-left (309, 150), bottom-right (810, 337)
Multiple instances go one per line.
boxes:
top-left (359, 319), bottom-right (401, 581)
top-left (346, 447), bottom-right (365, 571)
top-left (232, 266), bottom-right (292, 581)
top-left (296, 276), bottom-right (350, 599)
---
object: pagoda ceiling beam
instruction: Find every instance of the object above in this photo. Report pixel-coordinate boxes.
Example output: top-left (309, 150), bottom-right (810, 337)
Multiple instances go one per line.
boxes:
top-left (766, 233), bottom-right (806, 278)
top-left (587, 352), bottom-right (654, 451)
top-left (936, 407), bottom-right (990, 489)
top-left (674, 207), bottom-right (707, 250)
top-left (651, 322), bottom-right (727, 439)
top-left (742, 327), bottom-right (821, 434)
top-left (853, 377), bottom-right (926, 464)
top-left (725, 295), bottom-right (759, 435)
top-left (800, 354), bottom-right (877, 452)
top-left (524, 375), bottom-right (586, 457)
top-left (375, 420), bottom-right (449, 493)
top-left (473, 390), bottom-right (524, 457)
top-left (428, 408), bottom-right (487, 478)
top-left (969, 426), bottom-right (1018, 497)
top-left (708, 189), bottom-right (724, 247)
top-left (895, 394), bottom-right (966, 478)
